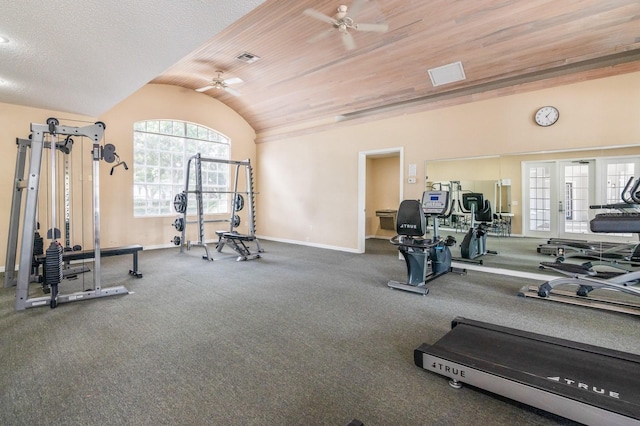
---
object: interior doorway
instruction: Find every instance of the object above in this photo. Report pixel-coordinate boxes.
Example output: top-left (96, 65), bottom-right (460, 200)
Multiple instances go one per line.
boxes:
top-left (357, 148), bottom-right (403, 253)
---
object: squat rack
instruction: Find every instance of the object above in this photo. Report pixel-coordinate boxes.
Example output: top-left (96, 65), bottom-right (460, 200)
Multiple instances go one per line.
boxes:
top-left (173, 153), bottom-right (261, 260)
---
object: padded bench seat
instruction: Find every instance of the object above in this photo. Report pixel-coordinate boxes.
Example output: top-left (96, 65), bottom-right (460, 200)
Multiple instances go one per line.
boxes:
top-left (215, 231), bottom-right (255, 241)
top-left (35, 244), bottom-right (144, 278)
top-left (214, 231), bottom-right (261, 261)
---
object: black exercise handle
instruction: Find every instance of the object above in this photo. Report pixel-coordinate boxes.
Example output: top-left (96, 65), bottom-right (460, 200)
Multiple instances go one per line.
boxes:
top-left (389, 235), bottom-right (441, 249)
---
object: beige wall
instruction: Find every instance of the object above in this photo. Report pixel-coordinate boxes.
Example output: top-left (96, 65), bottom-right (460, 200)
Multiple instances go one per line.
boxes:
top-left (98, 84), bottom-right (256, 248)
top-left (0, 103), bottom-right (97, 269)
top-left (3, 72), bottom-right (640, 265)
top-left (257, 71), bottom-right (640, 251)
top-left (1, 84), bottom-right (256, 270)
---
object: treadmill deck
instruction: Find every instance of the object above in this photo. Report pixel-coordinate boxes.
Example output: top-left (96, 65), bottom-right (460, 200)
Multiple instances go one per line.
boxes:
top-left (415, 317), bottom-right (640, 425)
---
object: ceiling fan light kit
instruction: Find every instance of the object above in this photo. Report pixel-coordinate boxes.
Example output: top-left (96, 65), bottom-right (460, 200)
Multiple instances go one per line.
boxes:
top-left (195, 70), bottom-right (243, 96)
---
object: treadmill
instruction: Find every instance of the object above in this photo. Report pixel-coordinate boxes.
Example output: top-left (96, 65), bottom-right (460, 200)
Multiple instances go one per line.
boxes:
top-left (414, 318), bottom-right (640, 425)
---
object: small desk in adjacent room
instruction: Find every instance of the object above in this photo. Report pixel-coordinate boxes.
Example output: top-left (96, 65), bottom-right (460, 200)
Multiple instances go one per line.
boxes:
top-left (376, 209), bottom-right (397, 230)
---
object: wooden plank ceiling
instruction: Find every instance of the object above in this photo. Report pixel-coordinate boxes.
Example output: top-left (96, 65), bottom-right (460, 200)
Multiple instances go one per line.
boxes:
top-left (151, 0), bottom-right (640, 142)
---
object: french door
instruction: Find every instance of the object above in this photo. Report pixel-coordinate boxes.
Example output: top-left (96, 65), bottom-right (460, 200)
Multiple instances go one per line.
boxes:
top-left (557, 161), bottom-right (595, 239)
top-left (525, 162), bottom-right (555, 238)
top-left (524, 158), bottom-right (637, 241)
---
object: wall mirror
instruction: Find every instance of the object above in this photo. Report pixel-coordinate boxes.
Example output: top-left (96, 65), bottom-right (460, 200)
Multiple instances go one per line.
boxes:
top-left (423, 145), bottom-right (640, 276)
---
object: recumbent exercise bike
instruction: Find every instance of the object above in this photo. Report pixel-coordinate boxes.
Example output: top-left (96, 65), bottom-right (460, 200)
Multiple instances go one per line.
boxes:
top-left (458, 192), bottom-right (497, 264)
top-left (388, 190), bottom-right (464, 295)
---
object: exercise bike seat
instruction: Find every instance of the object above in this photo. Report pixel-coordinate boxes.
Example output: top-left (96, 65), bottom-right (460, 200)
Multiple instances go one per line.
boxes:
top-left (476, 200), bottom-right (493, 223)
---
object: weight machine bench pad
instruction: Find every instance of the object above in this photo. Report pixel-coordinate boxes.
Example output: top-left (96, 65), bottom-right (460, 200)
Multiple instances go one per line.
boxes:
top-left (36, 244), bottom-right (144, 279)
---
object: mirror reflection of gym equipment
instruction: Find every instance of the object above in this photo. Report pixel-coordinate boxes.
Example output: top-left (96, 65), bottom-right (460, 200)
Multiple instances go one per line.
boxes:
top-left (518, 175), bottom-right (640, 312)
top-left (456, 192), bottom-right (498, 264)
top-left (4, 119), bottom-right (142, 310)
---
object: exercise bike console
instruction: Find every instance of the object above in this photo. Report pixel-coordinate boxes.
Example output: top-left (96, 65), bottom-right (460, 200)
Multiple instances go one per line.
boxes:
top-left (422, 190), bottom-right (449, 215)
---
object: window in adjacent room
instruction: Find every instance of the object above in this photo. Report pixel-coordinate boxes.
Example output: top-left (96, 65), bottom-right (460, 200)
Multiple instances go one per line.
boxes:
top-left (133, 120), bottom-right (230, 217)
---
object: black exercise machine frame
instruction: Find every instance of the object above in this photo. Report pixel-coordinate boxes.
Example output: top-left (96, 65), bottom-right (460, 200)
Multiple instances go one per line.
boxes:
top-left (388, 191), bottom-right (465, 295)
top-left (456, 192), bottom-right (497, 264)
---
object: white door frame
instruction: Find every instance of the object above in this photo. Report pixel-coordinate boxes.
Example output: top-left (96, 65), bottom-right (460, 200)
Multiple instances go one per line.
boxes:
top-left (357, 147), bottom-right (404, 253)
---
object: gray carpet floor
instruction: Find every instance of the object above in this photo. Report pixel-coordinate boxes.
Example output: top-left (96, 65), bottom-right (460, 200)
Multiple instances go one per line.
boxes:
top-left (1, 238), bottom-right (638, 425)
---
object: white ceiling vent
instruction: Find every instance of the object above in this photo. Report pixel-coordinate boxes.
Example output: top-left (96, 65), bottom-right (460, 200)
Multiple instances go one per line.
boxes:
top-left (428, 61), bottom-right (466, 87)
top-left (235, 52), bottom-right (261, 64)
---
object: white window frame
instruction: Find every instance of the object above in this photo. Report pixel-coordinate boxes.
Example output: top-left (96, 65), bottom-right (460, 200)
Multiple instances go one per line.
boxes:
top-left (133, 120), bottom-right (230, 217)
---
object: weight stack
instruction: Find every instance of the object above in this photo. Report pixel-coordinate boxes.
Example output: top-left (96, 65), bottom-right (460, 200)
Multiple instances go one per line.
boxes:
top-left (45, 242), bottom-right (63, 290)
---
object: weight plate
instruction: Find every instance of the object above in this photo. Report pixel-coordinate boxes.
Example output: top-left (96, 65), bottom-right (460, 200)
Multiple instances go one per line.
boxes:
top-left (173, 193), bottom-right (187, 213)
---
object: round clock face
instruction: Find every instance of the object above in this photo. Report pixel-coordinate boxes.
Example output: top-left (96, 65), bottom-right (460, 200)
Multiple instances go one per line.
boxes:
top-left (534, 106), bottom-right (559, 127)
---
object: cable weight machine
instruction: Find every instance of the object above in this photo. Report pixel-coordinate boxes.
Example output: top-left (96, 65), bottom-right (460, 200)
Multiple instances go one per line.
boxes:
top-left (4, 118), bottom-right (130, 309)
top-left (172, 153), bottom-right (262, 261)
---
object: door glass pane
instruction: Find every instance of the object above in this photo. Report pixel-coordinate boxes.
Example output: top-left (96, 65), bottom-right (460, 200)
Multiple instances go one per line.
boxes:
top-left (606, 162), bottom-right (634, 204)
top-left (563, 164), bottom-right (589, 234)
top-left (529, 166), bottom-right (551, 232)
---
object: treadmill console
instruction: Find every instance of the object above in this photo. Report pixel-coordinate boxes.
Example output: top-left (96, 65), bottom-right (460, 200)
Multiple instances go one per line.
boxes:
top-left (422, 191), bottom-right (449, 215)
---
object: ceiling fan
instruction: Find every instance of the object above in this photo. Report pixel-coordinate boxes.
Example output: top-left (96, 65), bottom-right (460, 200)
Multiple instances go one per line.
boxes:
top-left (195, 71), bottom-right (242, 96)
top-left (303, 0), bottom-right (389, 51)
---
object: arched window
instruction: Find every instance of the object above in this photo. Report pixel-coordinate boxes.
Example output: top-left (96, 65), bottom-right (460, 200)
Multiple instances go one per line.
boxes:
top-left (133, 120), bottom-right (230, 217)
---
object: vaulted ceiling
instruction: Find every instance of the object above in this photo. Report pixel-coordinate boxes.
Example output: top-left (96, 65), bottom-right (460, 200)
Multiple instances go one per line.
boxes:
top-left (151, 0), bottom-right (640, 142)
top-left (0, 0), bottom-right (265, 119)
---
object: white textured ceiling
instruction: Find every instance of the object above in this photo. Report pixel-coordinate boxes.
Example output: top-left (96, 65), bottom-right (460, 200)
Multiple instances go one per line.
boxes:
top-left (0, 0), bottom-right (265, 117)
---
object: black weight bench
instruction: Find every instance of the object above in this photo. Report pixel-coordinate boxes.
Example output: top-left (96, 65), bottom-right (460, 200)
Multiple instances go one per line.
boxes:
top-left (36, 245), bottom-right (144, 282)
top-left (215, 231), bottom-right (262, 261)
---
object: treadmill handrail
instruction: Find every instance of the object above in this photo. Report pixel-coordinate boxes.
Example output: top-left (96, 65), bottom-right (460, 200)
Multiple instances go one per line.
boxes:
top-left (620, 176), bottom-right (636, 204)
top-left (629, 178), bottom-right (640, 204)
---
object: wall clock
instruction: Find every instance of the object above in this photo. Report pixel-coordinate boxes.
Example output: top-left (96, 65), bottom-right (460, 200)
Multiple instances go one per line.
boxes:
top-left (534, 106), bottom-right (559, 127)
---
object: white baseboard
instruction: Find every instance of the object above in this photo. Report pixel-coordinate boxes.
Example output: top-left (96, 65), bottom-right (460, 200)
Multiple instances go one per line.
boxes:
top-left (256, 235), bottom-right (361, 253)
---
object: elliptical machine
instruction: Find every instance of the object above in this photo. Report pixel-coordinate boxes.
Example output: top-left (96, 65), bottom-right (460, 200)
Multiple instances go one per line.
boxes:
top-left (388, 190), bottom-right (465, 295)
top-left (458, 192), bottom-right (497, 264)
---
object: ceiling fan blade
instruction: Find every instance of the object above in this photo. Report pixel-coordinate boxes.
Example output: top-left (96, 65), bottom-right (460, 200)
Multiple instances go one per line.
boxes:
top-left (342, 31), bottom-right (356, 51)
top-left (348, 0), bottom-right (367, 19)
top-left (355, 22), bottom-right (389, 32)
top-left (195, 85), bottom-right (214, 92)
top-left (303, 8), bottom-right (336, 25)
top-left (223, 77), bottom-right (243, 85)
top-left (224, 87), bottom-right (241, 97)
top-left (307, 29), bottom-right (335, 43)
